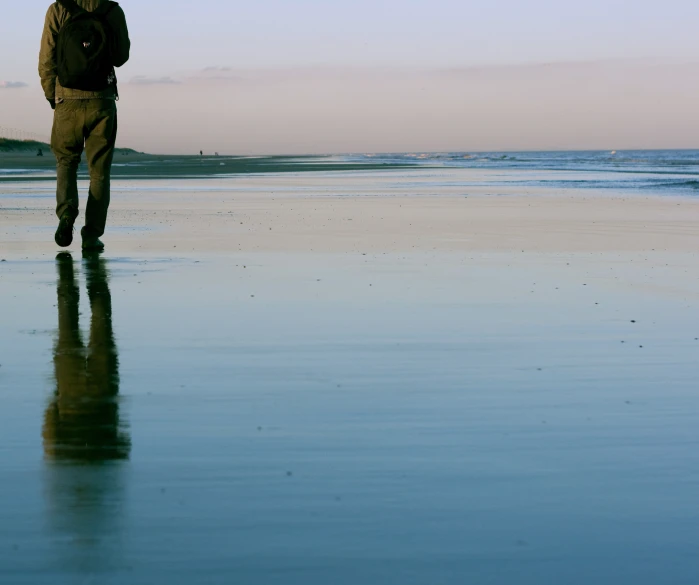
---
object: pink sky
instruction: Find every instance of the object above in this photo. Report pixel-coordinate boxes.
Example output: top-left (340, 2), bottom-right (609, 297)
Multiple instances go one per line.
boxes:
top-left (3, 60), bottom-right (697, 154)
top-left (2, 0), bottom-right (699, 153)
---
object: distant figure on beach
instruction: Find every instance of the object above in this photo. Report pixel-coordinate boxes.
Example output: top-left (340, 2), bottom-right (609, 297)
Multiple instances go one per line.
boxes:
top-left (37, 148), bottom-right (43, 157)
top-left (39, 0), bottom-right (130, 251)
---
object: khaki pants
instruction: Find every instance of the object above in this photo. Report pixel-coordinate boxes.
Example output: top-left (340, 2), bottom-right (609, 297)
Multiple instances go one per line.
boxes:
top-left (51, 99), bottom-right (118, 238)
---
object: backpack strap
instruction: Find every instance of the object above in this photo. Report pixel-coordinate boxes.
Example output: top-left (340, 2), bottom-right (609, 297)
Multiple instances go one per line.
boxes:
top-left (56, 0), bottom-right (85, 16)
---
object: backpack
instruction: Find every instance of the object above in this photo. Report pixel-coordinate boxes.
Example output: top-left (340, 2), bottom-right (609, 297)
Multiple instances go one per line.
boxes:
top-left (56, 0), bottom-right (118, 91)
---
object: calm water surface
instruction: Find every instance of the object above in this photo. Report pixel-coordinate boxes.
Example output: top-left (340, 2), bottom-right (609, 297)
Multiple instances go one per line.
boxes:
top-left (1, 250), bottom-right (698, 584)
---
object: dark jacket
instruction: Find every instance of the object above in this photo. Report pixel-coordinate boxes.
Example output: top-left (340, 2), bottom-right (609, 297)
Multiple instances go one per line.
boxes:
top-left (39, 0), bottom-right (130, 101)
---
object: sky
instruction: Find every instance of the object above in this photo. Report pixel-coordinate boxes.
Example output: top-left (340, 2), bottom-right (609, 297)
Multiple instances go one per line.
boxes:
top-left (1, 0), bottom-right (699, 153)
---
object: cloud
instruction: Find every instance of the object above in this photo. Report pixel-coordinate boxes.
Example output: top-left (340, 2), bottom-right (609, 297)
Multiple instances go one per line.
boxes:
top-left (0, 81), bottom-right (28, 89)
top-left (129, 76), bottom-right (181, 86)
top-left (186, 66), bottom-right (391, 86)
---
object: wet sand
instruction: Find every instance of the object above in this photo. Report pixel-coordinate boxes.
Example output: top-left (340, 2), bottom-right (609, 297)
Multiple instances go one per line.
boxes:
top-left (0, 152), bottom-right (417, 182)
top-left (2, 168), bottom-right (698, 256)
top-left (1, 169), bottom-right (698, 584)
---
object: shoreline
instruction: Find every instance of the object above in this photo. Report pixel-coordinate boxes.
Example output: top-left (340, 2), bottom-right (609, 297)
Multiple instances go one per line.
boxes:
top-left (0, 152), bottom-right (421, 181)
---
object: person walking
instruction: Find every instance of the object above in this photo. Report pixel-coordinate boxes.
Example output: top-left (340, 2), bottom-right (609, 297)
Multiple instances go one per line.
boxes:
top-left (39, 0), bottom-right (130, 250)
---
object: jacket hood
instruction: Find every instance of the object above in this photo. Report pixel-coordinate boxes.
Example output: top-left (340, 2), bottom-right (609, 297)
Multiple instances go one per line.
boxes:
top-left (74, 0), bottom-right (110, 11)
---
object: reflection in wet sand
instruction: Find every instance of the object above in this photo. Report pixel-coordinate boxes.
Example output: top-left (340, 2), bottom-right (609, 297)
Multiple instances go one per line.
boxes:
top-left (42, 252), bottom-right (129, 572)
top-left (44, 252), bottom-right (129, 461)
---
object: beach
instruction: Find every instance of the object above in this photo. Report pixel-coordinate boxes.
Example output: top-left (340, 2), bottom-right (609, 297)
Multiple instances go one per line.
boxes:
top-left (1, 157), bottom-right (698, 584)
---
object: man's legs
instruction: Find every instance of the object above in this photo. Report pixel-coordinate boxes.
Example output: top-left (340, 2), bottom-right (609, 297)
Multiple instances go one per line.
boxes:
top-left (51, 101), bottom-right (85, 222)
top-left (83, 100), bottom-right (118, 239)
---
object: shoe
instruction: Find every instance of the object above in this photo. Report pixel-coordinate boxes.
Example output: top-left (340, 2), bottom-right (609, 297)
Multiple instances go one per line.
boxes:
top-left (81, 227), bottom-right (105, 251)
top-left (55, 210), bottom-right (77, 247)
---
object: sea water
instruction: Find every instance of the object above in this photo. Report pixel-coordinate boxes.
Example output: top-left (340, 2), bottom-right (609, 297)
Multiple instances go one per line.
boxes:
top-left (341, 150), bottom-right (699, 195)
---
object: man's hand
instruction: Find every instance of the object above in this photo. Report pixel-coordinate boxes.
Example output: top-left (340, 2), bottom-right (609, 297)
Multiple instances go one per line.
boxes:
top-left (47, 98), bottom-right (56, 110)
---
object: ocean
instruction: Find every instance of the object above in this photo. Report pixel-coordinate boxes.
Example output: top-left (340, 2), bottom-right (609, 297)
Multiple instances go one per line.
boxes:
top-left (340, 150), bottom-right (699, 194)
top-left (2, 149), bottom-right (698, 195)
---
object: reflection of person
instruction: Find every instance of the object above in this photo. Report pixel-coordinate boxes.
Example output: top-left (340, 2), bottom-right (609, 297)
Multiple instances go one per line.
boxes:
top-left (43, 252), bottom-right (129, 573)
top-left (43, 251), bottom-right (129, 461)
